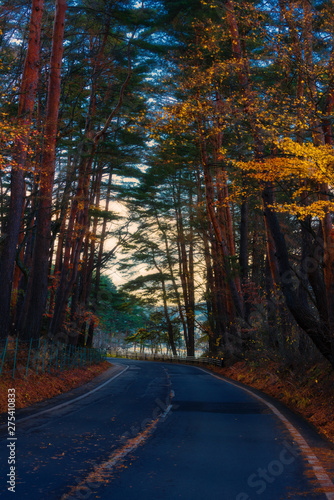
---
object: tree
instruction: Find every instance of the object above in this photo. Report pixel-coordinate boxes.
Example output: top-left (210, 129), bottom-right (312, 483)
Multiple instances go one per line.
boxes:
top-left (0, 0), bottom-right (44, 339)
top-left (17, 0), bottom-right (67, 340)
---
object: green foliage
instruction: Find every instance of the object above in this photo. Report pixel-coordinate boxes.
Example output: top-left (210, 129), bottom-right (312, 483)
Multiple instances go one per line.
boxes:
top-left (94, 274), bottom-right (148, 336)
top-left (124, 310), bottom-right (182, 352)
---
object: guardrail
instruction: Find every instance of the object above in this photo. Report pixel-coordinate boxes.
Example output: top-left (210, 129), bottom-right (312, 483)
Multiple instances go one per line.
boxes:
top-left (106, 351), bottom-right (224, 367)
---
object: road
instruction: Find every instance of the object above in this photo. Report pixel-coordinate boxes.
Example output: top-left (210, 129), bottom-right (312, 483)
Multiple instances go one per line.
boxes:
top-left (0, 359), bottom-right (333, 499)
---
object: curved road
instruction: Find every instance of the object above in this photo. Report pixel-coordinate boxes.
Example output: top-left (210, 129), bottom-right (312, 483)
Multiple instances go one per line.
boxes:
top-left (0, 359), bottom-right (333, 499)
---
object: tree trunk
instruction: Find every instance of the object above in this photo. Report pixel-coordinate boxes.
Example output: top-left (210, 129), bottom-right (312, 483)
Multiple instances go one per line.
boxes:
top-left (19, 0), bottom-right (67, 340)
top-left (0, 0), bottom-right (44, 338)
top-left (262, 182), bottom-right (334, 366)
top-left (174, 176), bottom-right (195, 356)
top-left (161, 278), bottom-right (177, 356)
top-left (154, 206), bottom-right (189, 353)
top-left (49, 27), bottom-right (133, 340)
top-left (199, 134), bottom-right (244, 319)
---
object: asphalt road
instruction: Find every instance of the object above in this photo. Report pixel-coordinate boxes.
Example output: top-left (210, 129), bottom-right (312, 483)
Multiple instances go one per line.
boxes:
top-left (0, 359), bottom-right (333, 500)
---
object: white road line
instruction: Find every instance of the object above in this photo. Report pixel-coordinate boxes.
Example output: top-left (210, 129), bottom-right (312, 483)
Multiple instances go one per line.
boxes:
top-left (161, 404), bottom-right (173, 419)
top-left (197, 367), bottom-right (334, 500)
top-left (0, 364), bottom-right (129, 428)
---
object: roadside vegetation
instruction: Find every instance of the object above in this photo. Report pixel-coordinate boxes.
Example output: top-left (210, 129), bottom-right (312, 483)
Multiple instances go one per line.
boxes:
top-left (0, 360), bottom-right (111, 414)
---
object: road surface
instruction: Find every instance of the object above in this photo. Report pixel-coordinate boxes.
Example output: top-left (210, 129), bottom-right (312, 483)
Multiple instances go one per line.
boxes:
top-left (0, 359), bottom-right (333, 499)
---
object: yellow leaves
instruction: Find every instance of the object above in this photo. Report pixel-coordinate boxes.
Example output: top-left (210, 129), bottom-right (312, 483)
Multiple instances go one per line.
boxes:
top-left (275, 138), bottom-right (334, 182)
top-left (271, 200), bottom-right (334, 220)
top-left (236, 138), bottom-right (334, 185)
top-left (235, 137), bottom-right (334, 219)
top-left (77, 201), bottom-right (85, 211)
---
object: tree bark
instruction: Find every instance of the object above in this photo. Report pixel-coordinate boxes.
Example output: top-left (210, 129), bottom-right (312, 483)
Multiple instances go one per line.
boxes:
top-left (19, 0), bottom-right (67, 340)
top-left (0, 0), bottom-right (44, 339)
top-left (49, 27), bottom-right (134, 340)
top-left (174, 176), bottom-right (195, 356)
top-left (262, 182), bottom-right (334, 366)
top-left (199, 134), bottom-right (244, 319)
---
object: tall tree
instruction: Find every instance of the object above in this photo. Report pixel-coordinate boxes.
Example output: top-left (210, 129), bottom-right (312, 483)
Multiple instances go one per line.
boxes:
top-left (18, 0), bottom-right (67, 340)
top-left (0, 0), bottom-right (44, 339)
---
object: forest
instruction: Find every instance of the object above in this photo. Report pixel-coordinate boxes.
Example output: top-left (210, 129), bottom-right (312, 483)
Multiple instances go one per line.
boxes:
top-left (1, 0), bottom-right (334, 369)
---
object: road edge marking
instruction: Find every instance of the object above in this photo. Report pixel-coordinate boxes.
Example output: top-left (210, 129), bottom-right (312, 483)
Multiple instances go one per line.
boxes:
top-left (196, 366), bottom-right (334, 499)
top-left (1, 364), bottom-right (129, 428)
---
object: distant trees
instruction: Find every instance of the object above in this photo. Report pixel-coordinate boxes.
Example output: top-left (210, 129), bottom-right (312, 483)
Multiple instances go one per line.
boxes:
top-left (94, 274), bottom-right (148, 346)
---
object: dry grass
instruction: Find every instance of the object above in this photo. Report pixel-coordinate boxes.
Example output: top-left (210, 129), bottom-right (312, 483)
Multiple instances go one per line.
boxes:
top-left (0, 360), bottom-right (111, 414)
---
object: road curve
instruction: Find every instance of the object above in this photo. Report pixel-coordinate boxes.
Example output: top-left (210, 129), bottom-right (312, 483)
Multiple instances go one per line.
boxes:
top-left (0, 359), bottom-right (333, 500)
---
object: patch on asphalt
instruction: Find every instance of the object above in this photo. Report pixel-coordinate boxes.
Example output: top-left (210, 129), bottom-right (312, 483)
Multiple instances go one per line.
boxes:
top-left (172, 401), bottom-right (271, 414)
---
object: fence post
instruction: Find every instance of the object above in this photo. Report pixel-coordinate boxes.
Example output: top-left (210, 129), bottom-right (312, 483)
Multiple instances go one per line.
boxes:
top-left (12, 337), bottom-right (19, 379)
top-left (35, 339), bottom-right (41, 375)
top-left (72, 346), bottom-right (76, 369)
top-left (25, 338), bottom-right (33, 378)
top-left (0, 337), bottom-right (8, 377)
top-left (67, 345), bottom-right (72, 370)
top-left (59, 343), bottom-right (64, 371)
top-left (48, 340), bottom-right (54, 373)
top-left (55, 342), bottom-right (59, 371)
top-left (41, 339), bottom-right (47, 373)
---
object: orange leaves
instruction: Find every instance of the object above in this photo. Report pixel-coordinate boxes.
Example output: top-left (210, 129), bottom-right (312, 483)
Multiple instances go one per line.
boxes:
top-left (0, 115), bottom-right (41, 174)
top-left (0, 361), bottom-right (110, 413)
top-left (0, 115), bottom-right (20, 172)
